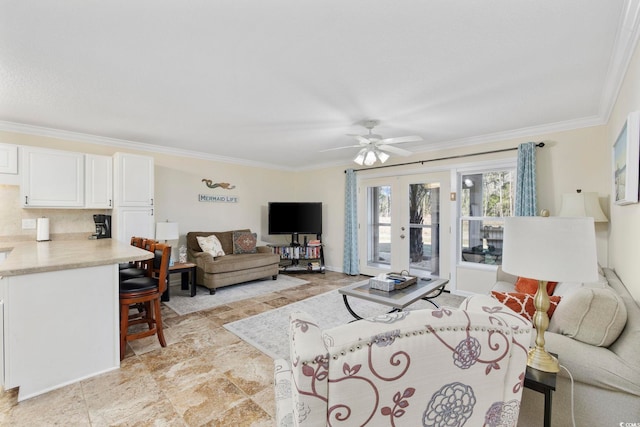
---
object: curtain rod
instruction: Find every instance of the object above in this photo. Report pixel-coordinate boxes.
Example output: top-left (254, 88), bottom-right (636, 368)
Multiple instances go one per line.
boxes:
top-left (345, 142), bottom-right (545, 173)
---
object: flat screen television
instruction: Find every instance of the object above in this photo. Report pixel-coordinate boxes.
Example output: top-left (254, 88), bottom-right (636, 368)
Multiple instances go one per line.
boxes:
top-left (268, 202), bottom-right (322, 239)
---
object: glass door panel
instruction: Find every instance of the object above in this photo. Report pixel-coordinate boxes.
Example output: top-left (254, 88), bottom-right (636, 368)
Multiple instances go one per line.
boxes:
top-left (366, 184), bottom-right (392, 269)
top-left (359, 173), bottom-right (449, 279)
top-left (408, 182), bottom-right (440, 276)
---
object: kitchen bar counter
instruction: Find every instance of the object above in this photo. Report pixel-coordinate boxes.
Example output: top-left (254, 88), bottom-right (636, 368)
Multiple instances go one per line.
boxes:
top-left (0, 238), bottom-right (152, 401)
top-left (0, 239), bottom-right (152, 277)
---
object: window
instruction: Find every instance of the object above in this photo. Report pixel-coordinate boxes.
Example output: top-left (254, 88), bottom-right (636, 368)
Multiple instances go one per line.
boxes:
top-left (367, 185), bottom-right (391, 267)
top-left (459, 169), bottom-right (515, 265)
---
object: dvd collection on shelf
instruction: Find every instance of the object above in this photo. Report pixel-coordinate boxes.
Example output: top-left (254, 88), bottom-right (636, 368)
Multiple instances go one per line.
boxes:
top-left (270, 245), bottom-right (322, 260)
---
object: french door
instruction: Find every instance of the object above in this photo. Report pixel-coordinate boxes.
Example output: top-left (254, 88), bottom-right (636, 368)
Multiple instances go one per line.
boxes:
top-left (358, 172), bottom-right (450, 279)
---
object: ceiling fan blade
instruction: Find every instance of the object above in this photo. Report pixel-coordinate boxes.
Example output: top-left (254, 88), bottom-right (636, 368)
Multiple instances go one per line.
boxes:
top-left (381, 135), bottom-right (423, 144)
top-left (378, 144), bottom-right (413, 156)
top-left (319, 144), bottom-right (363, 153)
top-left (346, 134), bottom-right (372, 145)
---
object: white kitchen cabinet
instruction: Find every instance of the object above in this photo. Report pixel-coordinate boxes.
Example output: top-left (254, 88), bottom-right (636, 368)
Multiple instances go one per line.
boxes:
top-left (21, 146), bottom-right (84, 207)
top-left (85, 154), bottom-right (113, 209)
top-left (0, 143), bottom-right (18, 174)
top-left (113, 152), bottom-right (155, 243)
top-left (113, 152), bottom-right (154, 207)
top-left (113, 207), bottom-right (155, 243)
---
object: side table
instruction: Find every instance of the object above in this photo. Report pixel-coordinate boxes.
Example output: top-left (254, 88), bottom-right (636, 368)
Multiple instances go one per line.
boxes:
top-left (524, 363), bottom-right (557, 427)
top-left (161, 262), bottom-right (197, 302)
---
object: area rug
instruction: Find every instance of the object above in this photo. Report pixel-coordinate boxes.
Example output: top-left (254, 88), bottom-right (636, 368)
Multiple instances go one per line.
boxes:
top-left (224, 285), bottom-right (465, 360)
top-left (163, 274), bottom-right (309, 316)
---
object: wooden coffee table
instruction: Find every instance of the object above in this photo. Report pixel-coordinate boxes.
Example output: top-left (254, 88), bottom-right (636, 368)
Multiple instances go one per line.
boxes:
top-left (338, 277), bottom-right (449, 320)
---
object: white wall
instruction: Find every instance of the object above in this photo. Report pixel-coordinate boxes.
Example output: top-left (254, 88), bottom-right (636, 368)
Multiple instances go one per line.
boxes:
top-left (606, 36), bottom-right (640, 302)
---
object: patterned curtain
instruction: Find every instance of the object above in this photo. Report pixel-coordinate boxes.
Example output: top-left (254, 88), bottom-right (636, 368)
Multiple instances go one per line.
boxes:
top-left (343, 169), bottom-right (359, 275)
top-left (515, 142), bottom-right (537, 216)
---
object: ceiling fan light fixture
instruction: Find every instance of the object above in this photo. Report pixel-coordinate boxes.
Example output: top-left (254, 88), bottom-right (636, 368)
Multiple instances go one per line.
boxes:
top-left (340, 119), bottom-right (420, 166)
top-left (364, 150), bottom-right (377, 166)
top-left (377, 151), bottom-right (390, 163)
top-left (353, 149), bottom-right (366, 165)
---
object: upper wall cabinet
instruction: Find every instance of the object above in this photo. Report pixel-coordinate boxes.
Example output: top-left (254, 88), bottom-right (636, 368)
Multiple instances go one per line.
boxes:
top-left (85, 154), bottom-right (113, 209)
top-left (0, 143), bottom-right (18, 174)
top-left (21, 147), bottom-right (85, 208)
top-left (113, 153), bottom-right (154, 207)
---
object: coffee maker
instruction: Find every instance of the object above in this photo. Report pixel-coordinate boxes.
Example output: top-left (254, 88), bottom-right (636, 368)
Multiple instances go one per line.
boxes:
top-left (93, 214), bottom-right (112, 239)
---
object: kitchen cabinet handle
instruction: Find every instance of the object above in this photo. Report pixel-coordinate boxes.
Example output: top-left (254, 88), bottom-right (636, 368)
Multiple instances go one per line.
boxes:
top-left (109, 199), bottom-right (112, 207)
top-left (150, 209), bottom-right (154, 216)
top-left (25, 196), bottom-right (28, 205)
top-left (150, 198), bottom-right (154, 206)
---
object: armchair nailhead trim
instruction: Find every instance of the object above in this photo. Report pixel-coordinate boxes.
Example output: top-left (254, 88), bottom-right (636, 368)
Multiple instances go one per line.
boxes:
top-left (322, 324), bottom-right (524, 361)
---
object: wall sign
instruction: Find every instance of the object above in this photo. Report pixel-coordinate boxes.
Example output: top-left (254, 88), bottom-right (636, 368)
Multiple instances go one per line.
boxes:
top-left (198, 194), bottom-right (238, 203)
top-left (199, 178), bottom-right (238, 203)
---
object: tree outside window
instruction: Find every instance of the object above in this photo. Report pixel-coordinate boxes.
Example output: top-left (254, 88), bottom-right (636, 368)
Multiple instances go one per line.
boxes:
top-left (460, 170), bottom-right (514, 265)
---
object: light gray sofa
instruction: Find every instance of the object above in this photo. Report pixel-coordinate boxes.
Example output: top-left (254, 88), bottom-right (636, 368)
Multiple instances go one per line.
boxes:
top-left (186, 230), bottom-right (280, 294)
top-left (492, 267), bottom-right (640, 426)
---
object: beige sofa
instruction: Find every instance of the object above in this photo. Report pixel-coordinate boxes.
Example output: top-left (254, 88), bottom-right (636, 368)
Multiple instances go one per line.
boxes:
top-left (492, 267), bottom-right (640, 426)
top-left (186, 230), bottom-right (280, 294)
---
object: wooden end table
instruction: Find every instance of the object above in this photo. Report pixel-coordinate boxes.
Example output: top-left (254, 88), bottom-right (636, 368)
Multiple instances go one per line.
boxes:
top-left (161, 262), bottom-right (197, 302)
top-left (523, 358), bottom-right (557, 427)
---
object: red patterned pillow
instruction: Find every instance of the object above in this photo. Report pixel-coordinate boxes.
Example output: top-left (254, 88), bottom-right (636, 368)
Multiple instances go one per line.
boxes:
top-left (232, 231), bottom-right (257, 254)
top-left (491, 291), bottom-right (561, 323)
top-left (515, 277), bottom-right (558, 295)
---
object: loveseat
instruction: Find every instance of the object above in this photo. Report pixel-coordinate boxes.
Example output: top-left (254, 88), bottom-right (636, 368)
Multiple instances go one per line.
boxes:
top-left (492, 267), bottom-right (640, 426)
top-left (274, 294), bottom-right (533, 426)
top-left (186, 230), bottom-right (280, 294)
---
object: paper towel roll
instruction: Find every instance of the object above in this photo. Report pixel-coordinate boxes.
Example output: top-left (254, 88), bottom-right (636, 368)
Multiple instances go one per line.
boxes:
top-left (36, 217), bottom-right (50, 241)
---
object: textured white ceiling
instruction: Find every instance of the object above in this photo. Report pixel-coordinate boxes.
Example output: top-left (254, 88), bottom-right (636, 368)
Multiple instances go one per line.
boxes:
top-left (1, 1), bottom-right (638, 170)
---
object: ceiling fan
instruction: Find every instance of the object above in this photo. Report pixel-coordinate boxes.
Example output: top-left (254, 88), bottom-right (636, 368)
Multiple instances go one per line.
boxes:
top-left (320, 120), bottom-right (423, 166)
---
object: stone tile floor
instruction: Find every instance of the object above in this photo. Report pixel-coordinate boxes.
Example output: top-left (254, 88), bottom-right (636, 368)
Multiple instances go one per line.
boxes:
top-left (0, 271), bottom-right (365, 426)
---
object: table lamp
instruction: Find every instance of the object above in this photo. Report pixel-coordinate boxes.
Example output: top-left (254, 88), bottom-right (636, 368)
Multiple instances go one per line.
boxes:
top-left (156, 221), bottom-right (179, 265)
top-left (558, 190), bottom-right (608, 222)
top-left (502, 216), bottom-right (598, 372)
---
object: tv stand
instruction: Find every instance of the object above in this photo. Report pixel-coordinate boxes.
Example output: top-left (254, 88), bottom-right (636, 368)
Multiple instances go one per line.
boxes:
top-left (269, 234), bottom-right (325, 274)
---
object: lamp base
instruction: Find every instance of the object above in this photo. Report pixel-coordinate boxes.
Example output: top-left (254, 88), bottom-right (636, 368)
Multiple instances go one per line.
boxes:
top-left (527, 347), bottom-right (560, 373)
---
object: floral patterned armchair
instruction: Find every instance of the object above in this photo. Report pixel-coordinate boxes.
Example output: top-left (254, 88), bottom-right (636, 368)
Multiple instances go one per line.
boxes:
top-left (274, 294), bottom-right (532, 426)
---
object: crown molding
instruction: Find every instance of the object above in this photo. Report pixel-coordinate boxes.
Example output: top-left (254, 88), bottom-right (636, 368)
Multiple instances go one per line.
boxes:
top-left (0, 121), bottom-right (298, 172)
top-left (0, 113), bottom-right (609, 174)
top-left (412, 115), bottom-right (606, 155)
top-left (599, 0), bottom-right (640, 120)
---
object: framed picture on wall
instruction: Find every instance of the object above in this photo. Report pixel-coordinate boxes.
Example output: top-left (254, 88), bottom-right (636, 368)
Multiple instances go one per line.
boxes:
top-left (613, 111), bottom-right (640, 205)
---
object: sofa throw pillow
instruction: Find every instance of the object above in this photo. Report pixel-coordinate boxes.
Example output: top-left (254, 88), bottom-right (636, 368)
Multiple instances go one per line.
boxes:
top-left (515, 277), bottom-right (558, 295)
top-left (232, 231), bottom-right (257, 254)
top-left (491, 291), bottom-right (561, 323)
top-left (196, 235), bottom-right (226, 258)
top-left (552, 273), bottom-right (608, 297)
top-left (548, 287), bottom-right (627, 347)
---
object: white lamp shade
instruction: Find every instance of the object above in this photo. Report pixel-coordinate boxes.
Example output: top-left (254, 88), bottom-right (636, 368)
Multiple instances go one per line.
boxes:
top-left (502, 216), bottom-right (598, 283)
top-left (364, 150), bottom-right (377, 166)
top-left (377, 151), bottom-right (390, 163)
top-left (558, 192), bottom-right (608, 222)
top-left (155, 222), bottom-right (179, 241)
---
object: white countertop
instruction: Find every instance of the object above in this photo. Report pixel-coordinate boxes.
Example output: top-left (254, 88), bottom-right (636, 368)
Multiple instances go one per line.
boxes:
top-left (0, 239), bottom-right (152, 277)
